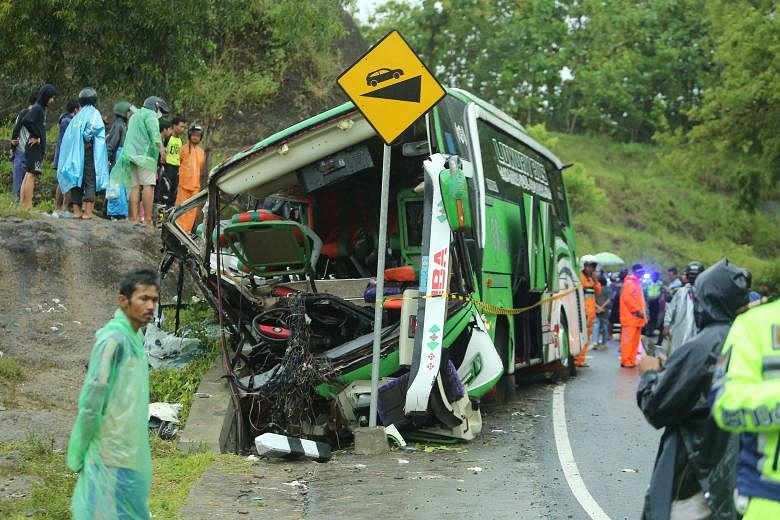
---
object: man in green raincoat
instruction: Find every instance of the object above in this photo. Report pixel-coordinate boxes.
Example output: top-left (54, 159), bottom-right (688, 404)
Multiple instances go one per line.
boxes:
top-left (109, 96), bottom-right (170, 227)
top-left (67, 268), bottom-right (160, 519)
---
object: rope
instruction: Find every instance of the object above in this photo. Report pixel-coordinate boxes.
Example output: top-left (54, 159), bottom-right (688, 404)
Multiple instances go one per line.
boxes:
top-left (380, 287), bottom-right (579, 316)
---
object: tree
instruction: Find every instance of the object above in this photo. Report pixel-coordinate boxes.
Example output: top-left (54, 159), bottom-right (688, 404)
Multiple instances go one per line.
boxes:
top-left (680, 0), bottom-right (780, 209)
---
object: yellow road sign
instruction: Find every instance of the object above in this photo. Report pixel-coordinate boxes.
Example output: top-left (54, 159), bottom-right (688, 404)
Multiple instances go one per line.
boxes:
top-left (337, 30), bottom-right (445, 145)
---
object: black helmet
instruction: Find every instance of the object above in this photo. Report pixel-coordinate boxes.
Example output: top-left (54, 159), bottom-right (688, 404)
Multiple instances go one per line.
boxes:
top-left (78, 87), bottom-right (98, 107)
top-left (188, 124), bottom-right (203, 138)
top-left (684, 261), bottom-right (705, 281)
top-left (143, 96), bottom-right (170, 115)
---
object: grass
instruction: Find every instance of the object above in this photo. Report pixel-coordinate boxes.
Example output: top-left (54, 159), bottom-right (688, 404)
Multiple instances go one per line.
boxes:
top-left (149, 301), bottom-right (221, 426)
top-left (0, 357), bottom-right (24, 385)
top-left (0, 434), bottom-right (222, 519)
top-left (545, 131), bottom-right (780, 287)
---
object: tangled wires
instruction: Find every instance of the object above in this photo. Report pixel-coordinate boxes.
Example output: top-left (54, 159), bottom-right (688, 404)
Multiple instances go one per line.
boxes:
top-left (250, 295), bottom-right (331, 436)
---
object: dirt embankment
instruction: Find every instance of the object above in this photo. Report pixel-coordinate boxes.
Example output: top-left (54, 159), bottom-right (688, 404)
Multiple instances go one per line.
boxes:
top-left (0, 217), bottom-right (163, 446)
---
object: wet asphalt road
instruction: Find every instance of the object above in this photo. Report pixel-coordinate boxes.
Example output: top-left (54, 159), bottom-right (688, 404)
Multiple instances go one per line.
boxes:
top-left (303, 338), bottom-right (660, 519)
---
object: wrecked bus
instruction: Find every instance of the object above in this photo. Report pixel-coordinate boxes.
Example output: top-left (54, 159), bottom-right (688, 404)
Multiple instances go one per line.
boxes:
top-left (159, 88), bottom-right (585, 450)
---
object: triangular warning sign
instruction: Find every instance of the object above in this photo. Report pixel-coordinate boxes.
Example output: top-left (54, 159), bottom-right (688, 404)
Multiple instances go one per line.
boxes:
top-left (361, 75), bottom-right (421, 103)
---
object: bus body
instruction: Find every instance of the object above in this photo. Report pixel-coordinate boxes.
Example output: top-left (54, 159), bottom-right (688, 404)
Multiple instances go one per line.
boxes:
top-left (161, 88), bottom-right (584, 447)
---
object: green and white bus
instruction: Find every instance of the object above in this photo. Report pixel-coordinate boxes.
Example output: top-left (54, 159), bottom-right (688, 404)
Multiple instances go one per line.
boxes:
top-left (161, 87), bottom-right (585, 444)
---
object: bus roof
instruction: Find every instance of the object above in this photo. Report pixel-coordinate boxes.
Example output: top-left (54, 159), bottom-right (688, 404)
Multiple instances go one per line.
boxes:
top-left (210, 88), bottom-right (565, 195)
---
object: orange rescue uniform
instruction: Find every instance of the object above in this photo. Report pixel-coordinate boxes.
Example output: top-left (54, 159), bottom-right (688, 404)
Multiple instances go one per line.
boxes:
top-left (575, 271), bottom-right (602, 366)
top-left (619, 273), bottom-right (647, 367)
top-left (175, 142), bottom-right (205, 233)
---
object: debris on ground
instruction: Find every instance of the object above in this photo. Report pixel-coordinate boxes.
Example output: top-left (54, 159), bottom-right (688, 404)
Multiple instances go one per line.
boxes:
top-left (255, 432), bottom-right (331, 462)
top-left (144, 323), bottom-right (204, 369)
top-left (148, 402), bottom-right (182, 440)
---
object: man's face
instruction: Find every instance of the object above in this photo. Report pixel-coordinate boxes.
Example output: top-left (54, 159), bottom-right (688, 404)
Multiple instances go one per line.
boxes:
top-left (190, 132), bottom-right (202, 145)
top-left (668, 271), bottom-right (677, 281)
top-left (584, 263), bottom-right (596, 276)
top-left (162, 128), bottom-right (173, 139)
top-left (634, 268), bottom-right (644, 278)
top-left (119, 284), bottom-right (159, 330)
top-left (174, 122), bottom-right (186, 136)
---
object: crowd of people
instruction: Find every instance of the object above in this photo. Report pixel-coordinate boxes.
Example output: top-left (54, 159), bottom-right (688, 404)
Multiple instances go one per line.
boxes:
top-left (8, 84), bottom-right (205, 231)
top-left (579, 255), bottom-right (778, 519)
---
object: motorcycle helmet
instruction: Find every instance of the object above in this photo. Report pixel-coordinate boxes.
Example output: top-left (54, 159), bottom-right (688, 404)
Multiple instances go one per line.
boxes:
top-left (188, 124), bottom-right (204, 138)
top-left (579, 254), bottom-right (598, 270)
top-left (78, 87), bottom-right (98, 107)
top-left (143, 96), bottom-right (170, 117)
top-left (684, 261), bottom-right (705, 283)
top-left (113, 100), bottom-right (131, 118)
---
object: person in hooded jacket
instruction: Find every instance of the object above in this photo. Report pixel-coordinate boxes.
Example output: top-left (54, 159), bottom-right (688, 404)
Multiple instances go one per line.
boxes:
top-left (53, 99), bottom-right (80, 215)
top-left (663, 261), bottom-right (705, 357)
top-left (19, 84), bottom-right (57, 211)
top-left (105, 101), bottom-right (135, 220)
top-left (57, 87), bottom-right (109, 219)
top-left (9, 92), bottom-right (37, 202)
top-left (636, 258), bottom-right (751, 520)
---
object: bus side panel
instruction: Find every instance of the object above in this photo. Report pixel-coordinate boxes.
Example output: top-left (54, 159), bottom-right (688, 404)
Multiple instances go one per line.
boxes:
top-left (480, 197), bottom-right (521, 374)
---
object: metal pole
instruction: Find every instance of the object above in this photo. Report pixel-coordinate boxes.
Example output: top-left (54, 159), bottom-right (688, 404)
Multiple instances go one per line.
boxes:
top-left (369, 144), bottom-right (391, 428)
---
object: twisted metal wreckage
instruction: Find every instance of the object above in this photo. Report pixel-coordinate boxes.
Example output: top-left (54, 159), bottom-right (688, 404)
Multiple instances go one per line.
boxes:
top-left (158, 89), bottom-right (584, 454)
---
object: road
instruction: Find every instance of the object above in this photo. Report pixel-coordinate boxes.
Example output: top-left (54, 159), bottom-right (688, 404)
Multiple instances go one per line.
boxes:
top-left (303, 338), bottom-right (661, 519)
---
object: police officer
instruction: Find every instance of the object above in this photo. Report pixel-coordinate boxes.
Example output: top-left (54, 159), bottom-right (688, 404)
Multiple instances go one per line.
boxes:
top-left (711, 297), bottom-right (780, 519)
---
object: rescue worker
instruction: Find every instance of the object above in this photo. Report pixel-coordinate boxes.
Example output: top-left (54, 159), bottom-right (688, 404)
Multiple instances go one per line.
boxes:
top-left (663, 261), bottom-right (704, 357)
top-left (637, 258), bottom-right (749, 519)
top-left (575, 255), bottom-right (602, 367)
top-left (711, 297), bottom-right (780, 519)
top-left (644, 271), bottom-right (664, 339)
top-left (620, 263), bottom-right (646, 368)
top-left (174, 124), bottom-right (205, 233)
top-left (67, 268), bottom-right (159, 519)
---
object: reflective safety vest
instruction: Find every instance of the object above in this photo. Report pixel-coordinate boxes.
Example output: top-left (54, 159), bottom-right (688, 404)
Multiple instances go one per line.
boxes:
top-left (647, 281), bottom-right (663, 299)
top-left (711, 299), bottom-right (780, 503)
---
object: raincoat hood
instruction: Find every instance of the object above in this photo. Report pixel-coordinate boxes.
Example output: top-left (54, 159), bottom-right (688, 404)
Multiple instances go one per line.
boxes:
top-left (694, 258), bottom-right (750, 328)
top-left (36, 84), bottom-right (57, 107)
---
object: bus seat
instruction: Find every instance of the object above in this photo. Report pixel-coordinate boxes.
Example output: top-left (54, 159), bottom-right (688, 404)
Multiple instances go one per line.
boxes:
top-left (222, 220), bottom-right (313, 279)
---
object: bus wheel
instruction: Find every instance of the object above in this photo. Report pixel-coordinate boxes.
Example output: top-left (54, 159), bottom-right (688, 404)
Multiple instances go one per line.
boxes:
top-left (556, 316), bottom-right (576, 379)
top-left (494, 318), bottom-right (516, 404)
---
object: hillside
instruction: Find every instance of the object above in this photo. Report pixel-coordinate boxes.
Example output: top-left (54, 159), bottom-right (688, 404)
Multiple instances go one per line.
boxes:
top-left (545, 131), bottom-right (780, 285)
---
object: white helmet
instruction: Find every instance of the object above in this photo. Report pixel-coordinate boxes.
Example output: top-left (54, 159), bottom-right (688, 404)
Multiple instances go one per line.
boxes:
top-left (579, 254), bottom-right (598, 270)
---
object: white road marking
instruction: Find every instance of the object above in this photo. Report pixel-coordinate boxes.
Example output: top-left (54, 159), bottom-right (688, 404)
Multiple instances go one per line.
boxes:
top-left (552, 384), bottom-right (611, 520)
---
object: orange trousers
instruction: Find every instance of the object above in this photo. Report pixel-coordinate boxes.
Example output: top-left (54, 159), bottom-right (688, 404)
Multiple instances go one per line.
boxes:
top-left (575, 314), bottom-right (595, 365)
top-left (620, 325), bottom-right (642, 367)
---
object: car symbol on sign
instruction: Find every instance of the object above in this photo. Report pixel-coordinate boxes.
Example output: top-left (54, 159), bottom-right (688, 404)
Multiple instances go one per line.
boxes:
top-left (366, 68), bottom-right (404, 87)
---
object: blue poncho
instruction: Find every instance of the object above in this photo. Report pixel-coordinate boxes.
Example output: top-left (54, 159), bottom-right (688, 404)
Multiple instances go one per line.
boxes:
top-left (57, 105), bottom-right (109, 194)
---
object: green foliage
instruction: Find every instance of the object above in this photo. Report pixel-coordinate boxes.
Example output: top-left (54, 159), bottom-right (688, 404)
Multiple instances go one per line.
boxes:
top-left (0, 436), bottom-right (74, 519)
top-left (553, 132), bottom-right (780, 283)
top-left (672, 0), bottom-right (780, 209)
top-left (149, 436), bottom-right (214, 519)
top-left (0, 435), bottom-right (216, 519)
top-left (0, 356), bottom-right (24, 385)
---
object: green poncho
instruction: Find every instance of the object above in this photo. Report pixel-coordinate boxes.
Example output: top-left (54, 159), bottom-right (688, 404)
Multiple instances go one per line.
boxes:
top-left (109, 106), bottom-right (162, 188)
top-left (67, 309), bottom-right (151, 519)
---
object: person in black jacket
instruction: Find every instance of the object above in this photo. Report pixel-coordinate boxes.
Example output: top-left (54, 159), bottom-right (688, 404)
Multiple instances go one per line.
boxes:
top-left (9, 92), bottom-right (37, 202)
top-left (19, 84), bottom-right (56, 211)
top-left (636, 258), bottom-right (751, 519)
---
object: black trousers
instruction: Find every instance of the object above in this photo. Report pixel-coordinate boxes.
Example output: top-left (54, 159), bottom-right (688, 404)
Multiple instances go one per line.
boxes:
top-left (70, 148), bottom-right (96, 206)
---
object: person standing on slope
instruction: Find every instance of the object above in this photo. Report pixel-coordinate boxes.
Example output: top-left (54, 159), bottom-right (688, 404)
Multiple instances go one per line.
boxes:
top-left (19, 84), bottom-right (57, 211)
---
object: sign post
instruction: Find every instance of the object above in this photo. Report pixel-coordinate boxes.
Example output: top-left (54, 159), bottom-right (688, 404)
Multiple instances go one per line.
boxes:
top-left (337, 30), bottom-right (445, 448)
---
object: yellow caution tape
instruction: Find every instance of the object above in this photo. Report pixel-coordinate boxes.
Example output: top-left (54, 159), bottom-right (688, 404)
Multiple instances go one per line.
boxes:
top-left (381, 287), bottom-right (578, 316)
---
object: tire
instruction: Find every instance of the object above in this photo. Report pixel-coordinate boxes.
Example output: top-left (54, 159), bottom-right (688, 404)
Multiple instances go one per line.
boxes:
top-left (393, 72), bottom-right (400, 79)
top-left (493, 319), bottom-right (517, 404)
top-left (369, 80), bottom-right (378, 87)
